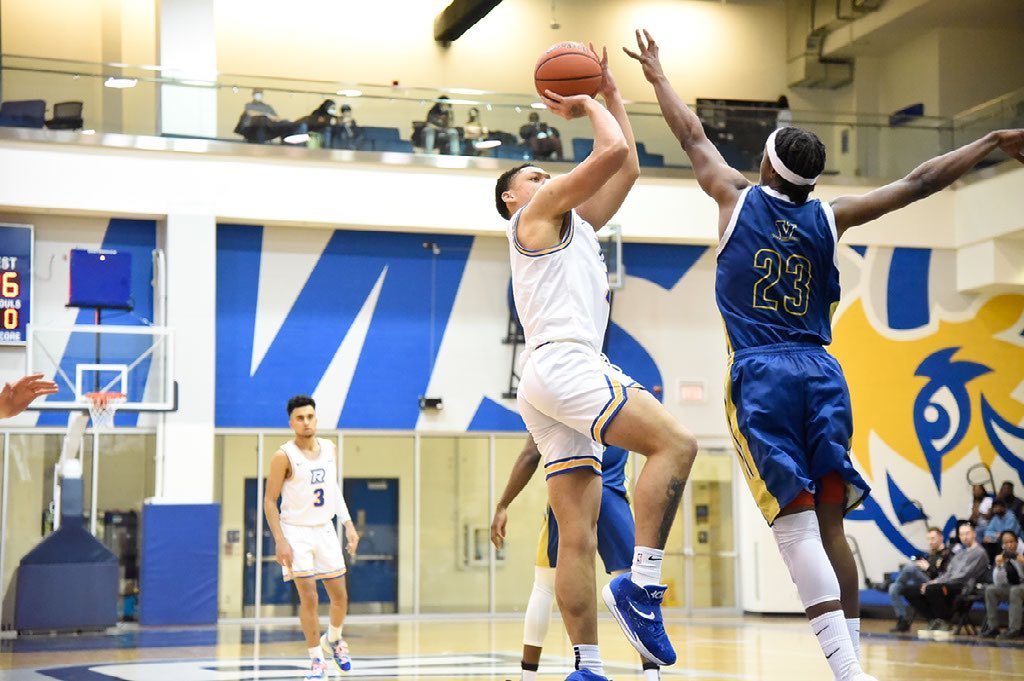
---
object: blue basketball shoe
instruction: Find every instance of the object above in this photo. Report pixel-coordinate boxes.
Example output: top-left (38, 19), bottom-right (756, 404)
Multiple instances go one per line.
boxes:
top-left (304, 659), bottom-right (328, 680)
top-left (320, 633), bottom-right (352, 672)
top-left (602, 573), bottom-right (676, 666)
top-left (565, 669), bottom-right (609, 681)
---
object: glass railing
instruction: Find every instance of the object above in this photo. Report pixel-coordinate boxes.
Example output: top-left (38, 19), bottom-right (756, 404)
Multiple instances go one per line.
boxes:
top-left (0, 55), bottom-right (1020, 180)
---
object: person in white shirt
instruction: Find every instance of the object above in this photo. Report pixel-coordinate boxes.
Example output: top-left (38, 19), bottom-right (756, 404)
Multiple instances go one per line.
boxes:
top-left (264, 395), bottom-right (360, 681)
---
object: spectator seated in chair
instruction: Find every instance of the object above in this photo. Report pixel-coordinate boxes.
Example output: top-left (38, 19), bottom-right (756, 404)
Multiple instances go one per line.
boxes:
top-left (983, 498), bottom-right (1022, 561)
top-left (234, 89), bottom-right (304, 143)
top-left (334, 104), bottom-right (363, 150)
top-left (519, 111), bottom-right (563, 161)
top-left (889, 527), bottom-right (951, 632)
top-left (421, 95), bottom-right (460, 155)
top-left (997, 481), bottom-right (1024, 523)
top-left (901, 523), bottom-right (991, 635)
top-left (970, 484), bottom-right (995, 536)
top-left (980, 531), bottom-right (1024, 640)
top-left (462, 107), bottom-right (490, 156)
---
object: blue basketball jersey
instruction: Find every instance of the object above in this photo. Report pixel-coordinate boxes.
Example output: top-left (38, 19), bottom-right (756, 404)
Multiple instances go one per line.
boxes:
top-left (602, 445), bottom-right (628, 493)
top-left (715, 186), bottom-right (841, 352)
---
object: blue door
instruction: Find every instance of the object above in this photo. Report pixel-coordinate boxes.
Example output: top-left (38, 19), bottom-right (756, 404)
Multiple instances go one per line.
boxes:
top-left (344, 478), bottom-right (399, 611)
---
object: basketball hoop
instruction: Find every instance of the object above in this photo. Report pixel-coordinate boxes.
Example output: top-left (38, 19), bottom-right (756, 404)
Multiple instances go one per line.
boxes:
top-left (84, 391), bottom-right (126, 430)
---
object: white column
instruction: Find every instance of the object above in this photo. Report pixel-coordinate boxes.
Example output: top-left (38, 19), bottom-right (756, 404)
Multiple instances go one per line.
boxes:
top-left (159, 213), bottom-right (216, 503)
top-left (158, 0), bottom-right (217, 138)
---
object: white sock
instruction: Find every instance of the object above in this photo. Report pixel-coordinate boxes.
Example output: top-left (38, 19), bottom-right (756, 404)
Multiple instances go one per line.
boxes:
top-left (631, 546), bottom-right (664, 587)
top-left (810, 611), bottom-right (860, 681)
top-left (328, 624), bottom-right (343, 642)
top-left (574, 644), bottom-right (603, 675)
top-left (521, 669), bottom-right (538, 681)
top-left (308, 645), bottom-right (324, 662)
top-left (846, 618), bottom-right (860, 661)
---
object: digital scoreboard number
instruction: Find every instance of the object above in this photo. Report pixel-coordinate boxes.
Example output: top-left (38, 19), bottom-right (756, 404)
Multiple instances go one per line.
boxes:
top-left (0, 224), bottom-right (33, 345)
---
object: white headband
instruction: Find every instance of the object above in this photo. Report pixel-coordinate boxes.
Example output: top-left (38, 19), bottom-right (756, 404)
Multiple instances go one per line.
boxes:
top-left (765, 129), bottom-right (819, 186)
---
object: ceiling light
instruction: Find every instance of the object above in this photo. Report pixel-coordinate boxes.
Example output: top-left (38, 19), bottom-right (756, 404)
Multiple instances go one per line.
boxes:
top-left (80, 129), bottom-right (96, 135)
top-left (283, 132), bottom-right (309, 144)
top-left (104, 77), bottom-right (137, 89)
top-left (475, 139), bottom-right (501, 149)
top-left (447, 87), bottom-right (486, 96)
top-left (530, 102), bottom-right (546, 109)
top-left (336, 89), bottom-right (363, 97)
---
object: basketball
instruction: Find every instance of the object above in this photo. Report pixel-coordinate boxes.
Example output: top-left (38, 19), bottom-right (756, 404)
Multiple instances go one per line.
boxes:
top-left (534, 42), bottom-right (603, 98)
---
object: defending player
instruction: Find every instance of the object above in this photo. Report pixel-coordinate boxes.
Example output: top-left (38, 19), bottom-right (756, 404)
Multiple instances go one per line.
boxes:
top-left (496, 45), bottom-right (697, 680)
top-left (265, 395), bottom-right (360, 680)
top-left (625, 28), bottom-right (1024, 681)
top-left (491, 437), bottom-right (661, 681)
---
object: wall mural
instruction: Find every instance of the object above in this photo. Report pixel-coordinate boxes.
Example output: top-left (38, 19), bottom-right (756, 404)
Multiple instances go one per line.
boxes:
top-left (207, 224), bottom-right (1024, 580)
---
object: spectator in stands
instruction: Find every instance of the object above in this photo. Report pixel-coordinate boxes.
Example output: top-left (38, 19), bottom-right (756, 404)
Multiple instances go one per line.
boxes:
top-left (775, 95), bottom-right (793, 129)
top-left (234, 89), bottom-right (302, 143)
top-left (889, 527), bottom-right (951, 632)
top-left (335, 104), bottom-right (363, 150)
top-left (520, 111), bottom-right (563, 161)
top-left (997, 481), bottom-right (1024, 520)
top-left (423, 96), bottom-right (460, 155)
top-left (984, 498), bottom-right (1022, 553)
top-left (463, 107), bottom-right (489, 155)
top-left (901, 523), bottom-right (990, 632)
top-left (980, 530), bottom-right (1024, 639)
top-left (970, 484), bottom-right (994, 535)
top-left (0, 373), bottom-right (58, 418)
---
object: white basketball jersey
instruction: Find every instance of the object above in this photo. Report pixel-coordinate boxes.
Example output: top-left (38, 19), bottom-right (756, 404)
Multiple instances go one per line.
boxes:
top-left (280, 438), bottom-right (336, 527)
top-left (508, 207), bottom-right (610, 356)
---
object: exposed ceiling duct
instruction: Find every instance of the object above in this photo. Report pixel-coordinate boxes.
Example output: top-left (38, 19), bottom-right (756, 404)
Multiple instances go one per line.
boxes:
top-left (434, 0), bottom-right (505, 43)
top-left (788, 0), bottom-right (885, 89)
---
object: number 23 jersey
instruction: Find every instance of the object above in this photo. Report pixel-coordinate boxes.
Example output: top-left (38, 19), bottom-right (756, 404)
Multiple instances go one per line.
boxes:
top-left (280, 438), bottom-right (336, 527)
top-left (715, 185), bottom-right (841, 352)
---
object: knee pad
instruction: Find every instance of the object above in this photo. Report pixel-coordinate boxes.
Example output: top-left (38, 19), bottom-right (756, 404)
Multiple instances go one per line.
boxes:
top-left (771, 511), bottom-right (841, 610)
top-left (523, 567), bottom-right (556, 646)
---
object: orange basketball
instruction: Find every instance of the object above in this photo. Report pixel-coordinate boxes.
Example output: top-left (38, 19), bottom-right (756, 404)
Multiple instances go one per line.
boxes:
top-left (534, 42), bottom-right (603, 98)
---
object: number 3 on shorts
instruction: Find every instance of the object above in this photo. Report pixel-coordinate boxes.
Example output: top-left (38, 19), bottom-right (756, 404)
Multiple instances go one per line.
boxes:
top-left (313, 488), bottom-right (325, 507)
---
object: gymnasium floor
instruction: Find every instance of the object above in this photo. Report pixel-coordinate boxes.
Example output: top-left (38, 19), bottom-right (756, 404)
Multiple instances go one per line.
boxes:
top-left (1, 615), bottom-right (1020, 680)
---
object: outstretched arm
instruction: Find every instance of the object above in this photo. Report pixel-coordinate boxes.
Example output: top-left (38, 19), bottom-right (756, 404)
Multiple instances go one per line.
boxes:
top-left (624, 29), bottom-right (748, 226)
top-left (577, 45), bottom-right (641, 230)
top-left (831, 129), bottom-right (1024, 236)
top-left (518, 94), bottom-right (628, 249)
top-left (0, 373), bottom-right (59, 418)
top-left (490, 435), bottom-right (543, 549)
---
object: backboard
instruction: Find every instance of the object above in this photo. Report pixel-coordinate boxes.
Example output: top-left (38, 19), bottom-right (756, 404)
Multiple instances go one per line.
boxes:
top-left (25, 324), bottom-right (174, 411)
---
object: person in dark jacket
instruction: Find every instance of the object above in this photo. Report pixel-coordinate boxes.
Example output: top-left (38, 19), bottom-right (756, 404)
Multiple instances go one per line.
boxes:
top-left (889, 527), bottom-right (952, 632)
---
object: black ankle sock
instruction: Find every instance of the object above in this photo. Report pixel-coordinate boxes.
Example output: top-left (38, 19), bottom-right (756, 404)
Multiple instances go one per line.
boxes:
top-left (642, 661), bottom-right (660, 670)
top-left (521, 662), bottom-right (539, 671)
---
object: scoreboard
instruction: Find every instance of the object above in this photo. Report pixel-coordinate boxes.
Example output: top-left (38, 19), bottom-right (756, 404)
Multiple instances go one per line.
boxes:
top-left (0, 224), bottom-right (32, 345)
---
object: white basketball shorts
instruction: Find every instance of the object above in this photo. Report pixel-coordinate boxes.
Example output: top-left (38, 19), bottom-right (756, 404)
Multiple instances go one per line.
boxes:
top-left (517, 341), bottom-right (642, 479)
top-left (279, 521), bottom-right (347, 582)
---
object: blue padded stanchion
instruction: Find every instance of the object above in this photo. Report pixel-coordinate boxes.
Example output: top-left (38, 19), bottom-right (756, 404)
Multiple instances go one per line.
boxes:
top-left (139, 503), bottom-right (220, 625)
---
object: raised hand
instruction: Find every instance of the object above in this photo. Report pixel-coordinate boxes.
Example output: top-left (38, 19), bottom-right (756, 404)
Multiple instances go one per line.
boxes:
top-left (542, 90), bottom-right (594, 121)
top-left (589, 43), bottom-right (618, 100)
top-left (623, 29), bottom-right (666, 84)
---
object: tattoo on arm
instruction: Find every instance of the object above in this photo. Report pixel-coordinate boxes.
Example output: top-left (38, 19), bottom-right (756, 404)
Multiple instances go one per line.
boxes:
top-left (657, 477), bottom-right (687, 546)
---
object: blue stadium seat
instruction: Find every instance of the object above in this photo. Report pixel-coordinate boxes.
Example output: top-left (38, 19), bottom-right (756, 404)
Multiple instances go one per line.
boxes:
top-left (361, 126), bottom-right (405, 151)
top-left (640, 153), bottom-right (665, 168)
top-left (0, 99), bottom-right (46, 128)
top-left (571, 137), bottom-right (594, 162)
top-left (377, 139), bottom-right (414, 153)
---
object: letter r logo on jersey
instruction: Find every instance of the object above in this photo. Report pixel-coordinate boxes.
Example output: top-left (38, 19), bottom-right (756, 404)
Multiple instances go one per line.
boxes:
top-left (310, 468), bottom-right (326, 484)
top-left (773, 220), bottom-right (798, 242)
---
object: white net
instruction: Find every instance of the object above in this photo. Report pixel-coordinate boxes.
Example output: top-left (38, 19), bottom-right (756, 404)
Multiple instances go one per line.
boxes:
top-left (85, 392), bottom-right (126, 430)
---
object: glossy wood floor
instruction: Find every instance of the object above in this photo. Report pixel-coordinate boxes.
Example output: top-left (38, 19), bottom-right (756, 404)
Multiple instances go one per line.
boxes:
top-left (0, 615), bottom-right (1020, 680)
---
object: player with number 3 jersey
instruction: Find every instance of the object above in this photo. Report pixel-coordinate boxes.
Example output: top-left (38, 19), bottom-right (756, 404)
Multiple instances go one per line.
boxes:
top-left (265, 395), bottom-right (360, 680)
